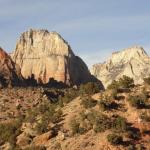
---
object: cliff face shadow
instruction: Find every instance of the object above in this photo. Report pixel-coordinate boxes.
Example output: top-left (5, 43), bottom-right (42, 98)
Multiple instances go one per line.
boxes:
top-left (90, 75), bottom-right (105, 90)
top-left (24, 74), bottom-right (67, 89)
top-left (9, 72), bottom-right (104, 92)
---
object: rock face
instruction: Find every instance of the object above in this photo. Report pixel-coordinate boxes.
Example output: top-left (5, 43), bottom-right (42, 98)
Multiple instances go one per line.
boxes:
top-left (0, 47), bottom-right (22, 87)
top-left (12, 29), bottom-right (101, 86)
top-left (91, 46), bottom-right (150, 88)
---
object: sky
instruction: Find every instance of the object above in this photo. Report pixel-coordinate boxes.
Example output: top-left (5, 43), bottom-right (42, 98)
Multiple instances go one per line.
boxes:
top-left (0, 0), bottom-right (150, 67)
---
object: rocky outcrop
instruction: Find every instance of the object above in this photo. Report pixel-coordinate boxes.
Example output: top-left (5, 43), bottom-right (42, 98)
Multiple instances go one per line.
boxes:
top-left (0, 47), bottom-right (22, 87)
top-left (91, 46), bottom-right (150, 88)
top-left (12, 29), bottom-right (103, 87)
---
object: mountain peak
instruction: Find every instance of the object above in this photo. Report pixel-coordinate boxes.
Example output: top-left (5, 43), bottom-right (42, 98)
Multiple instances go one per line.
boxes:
top-left (21, 29), bottom-right (65, 43)
top-left (109, 46), bottom-right (148, 65)
top-left (11, 29), bottom-right (103, 87)
top-left (91, 46), bottom-right (150, 88)
top-left (16, 29), bottom-right (73, 57)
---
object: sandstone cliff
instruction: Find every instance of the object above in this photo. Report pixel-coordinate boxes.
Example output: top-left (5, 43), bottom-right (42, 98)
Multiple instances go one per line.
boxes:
top-left (0, 47), bottom-right (22, 87)
top-left (91, 46), bottom-right (150, 88)
top-left (12, 29), bottom-right (102, 87)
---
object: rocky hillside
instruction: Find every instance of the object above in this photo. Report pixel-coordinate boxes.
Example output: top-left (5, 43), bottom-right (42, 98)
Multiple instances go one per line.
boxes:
top-left (91, 46), bottom-right (150, 88)
top-left (0, 79), bottom-right (150, 150)
top-left (11, 29), bottom-right (101, 87)
top-left (0, 47), bottom-right (22, 87)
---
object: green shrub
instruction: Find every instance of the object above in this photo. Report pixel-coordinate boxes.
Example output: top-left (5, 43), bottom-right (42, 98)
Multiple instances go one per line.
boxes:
top-left (26, 109), bottom-right (39, 123)
top-left (61, 88), bottom-right (78, 104)
top-left (107, 80), bottom-right (119, 90)
top-left (0, 119), bottom-right (22, 145)
top-left (118, 75), bottom-right (134, 88)
top-left (86, 111), bottom-right (112, 132)
top-left (107, 133), bottom-right (123, 145)
top-left (112, 116), bottom-right (127, 132)
top-left (81, 96), bottom-right (97, 109)
top-left (111, 89), bottom-right (118, 99)
top-left (107, 75), bottom-right (134, 90)
top-left (79, 82), bottom-right (100, 95)
top-left (35, 118), bottom-right (49, 134)
top-left (58, 97), bottom-right (64, 107)
top-left (26, 102), bottom-right (62, 134)
top-left (69, 119), bottom-right (80, 135)
top-left (99, 99), bottom-right (118, 111)
top-left (127, 95), bottom-right (146, 109)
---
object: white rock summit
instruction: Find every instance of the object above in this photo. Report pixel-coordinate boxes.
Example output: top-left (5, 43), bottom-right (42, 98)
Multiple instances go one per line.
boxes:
top-left (12, 29), bottom-right (102, 87)
top-left (91, 46), bottom-right (150, 88)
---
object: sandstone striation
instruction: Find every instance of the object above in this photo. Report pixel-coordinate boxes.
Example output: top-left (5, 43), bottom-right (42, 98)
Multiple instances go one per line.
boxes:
top-left (91, 46), bottom-right (150, 88)
top-left (0, 47), bottom-right (22, 87)
top-left (12, 29), bottom-right (102, 86)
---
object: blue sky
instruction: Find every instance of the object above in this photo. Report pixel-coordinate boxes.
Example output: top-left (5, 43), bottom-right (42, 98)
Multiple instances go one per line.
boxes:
top-left (0, 0), bottom-right (150, 67)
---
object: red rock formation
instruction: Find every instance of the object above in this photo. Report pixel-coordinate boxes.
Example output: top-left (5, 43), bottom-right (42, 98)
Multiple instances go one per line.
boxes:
top-left (0, 47), bottom-right (22, 87)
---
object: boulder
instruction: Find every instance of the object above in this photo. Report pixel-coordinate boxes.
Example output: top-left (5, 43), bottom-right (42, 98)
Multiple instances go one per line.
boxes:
top-left (33, 131), bottom-right (54, 146)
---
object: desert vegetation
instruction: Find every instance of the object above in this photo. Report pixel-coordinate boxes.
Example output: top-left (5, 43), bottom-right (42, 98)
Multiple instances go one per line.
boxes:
top-left (107, 75), bottom-right (134, 90)
top-left (0, 78), bottom-right (150, 150)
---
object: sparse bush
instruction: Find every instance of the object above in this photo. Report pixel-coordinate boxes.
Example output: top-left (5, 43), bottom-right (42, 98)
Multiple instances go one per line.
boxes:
top-left (58, 97), bottom-right (64, 107)
top-left (61, 88), bottom-right (78, 104)
top-left (111, 89), bottom-right (118, 99)
top-left (107, 133), bottom-right (123, 145)
top-left (107, 80), bottom-right (119, 90)
top-left (26, 102), bottom-right (62, 134)
top-left (118, 75), bottom-right (134, 88)
top-left (86, 111), bottom-right (112, 132)
top-left (112, 116), bottom-right (127, 132)
top-left (0, 119), bottom-right (22, 146)
top-left (81, 96), bottom-right (97, 109)
top-left (77, 110), bottom-right (112, 133)
top-left (99, 99), bottom-right (118, 111)
top-left (35, 118), bottom-right (49, 134)
top-left (107, 75), bottom-right (134, 90)
top-left (127, 95), bottom-right (146, 109)
top-left (79, 82), bottom-right (100, 95)
top-left (26, 109), bottom-right (39, 123)
top-left (69, 119), bottom-right (80, 135)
